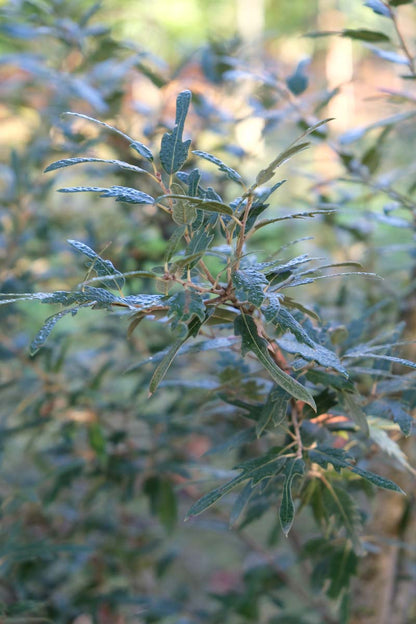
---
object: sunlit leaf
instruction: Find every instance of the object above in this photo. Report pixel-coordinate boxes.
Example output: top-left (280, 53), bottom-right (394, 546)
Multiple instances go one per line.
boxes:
top-left (160, 90), bottom-right (192, 174)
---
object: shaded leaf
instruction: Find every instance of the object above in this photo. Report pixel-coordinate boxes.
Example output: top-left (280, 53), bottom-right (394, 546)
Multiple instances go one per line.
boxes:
top-left (232, 268), bottom-right (268, 307)
top-left (277, 333), bottom-right (349, 377)
top-left (342, 391), bottom-right (369, 435)
top-left (186, 452), bottom-right (287, 519)
top-left (172, 197), bottom-right (197, 225)
top-left (280, 458), bottom-right (305, 536)
top-left (309, 446), bottom-right (404, 493)
top-left (234, 314), bottom-right (316, 409)
top-left (149, 317), bottom-right (202, 395)
top-left (256, 385), bottom-right (291, 437)
top-left (341, 28), bottom-right (390, 42)
top-left (158, 193), bottom-right (233, 216)
top-left (168, 291), bottom-right (206, 327)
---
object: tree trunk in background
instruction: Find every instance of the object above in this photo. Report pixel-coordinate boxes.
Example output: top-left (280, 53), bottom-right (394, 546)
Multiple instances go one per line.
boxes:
top-left (351, 439), bottom-right (416, 624)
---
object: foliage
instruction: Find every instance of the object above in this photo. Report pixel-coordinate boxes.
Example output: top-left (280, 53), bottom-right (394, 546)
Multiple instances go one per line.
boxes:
top-left (1, 1), bottom-right (415, 624)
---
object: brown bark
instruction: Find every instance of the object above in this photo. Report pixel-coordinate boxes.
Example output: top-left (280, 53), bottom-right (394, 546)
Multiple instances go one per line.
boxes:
top-left (351, 439), bottom-right (416, 624)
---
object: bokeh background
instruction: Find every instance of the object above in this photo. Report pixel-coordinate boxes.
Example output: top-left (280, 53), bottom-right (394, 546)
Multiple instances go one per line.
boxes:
top-left (0, 1), bottom-right (415, 623)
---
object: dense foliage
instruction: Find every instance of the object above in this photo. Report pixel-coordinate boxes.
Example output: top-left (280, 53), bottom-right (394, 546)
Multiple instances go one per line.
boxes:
top-left (0, 1), bottom-right (415, 623)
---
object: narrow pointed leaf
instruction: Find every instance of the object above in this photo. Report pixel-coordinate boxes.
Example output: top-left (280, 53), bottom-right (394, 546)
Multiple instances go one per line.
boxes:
top-left (342, 391), bottom-right (369, 435)
top-left (67, 239), bottom-right (124, 289)
top-left (277, 333), bottom-right (349, 377)
top-left (30, 307), bottom-right (80, 355)
top-left (149, 317), bottom-right (202, 394)
top-left (280, 458), bottom-right (305, 536)
top-left (309, 446), bottom-right (404, 493)
top-left (45, 157), bottom-right (147, 175)
top-left (256, 385), bottom-right (290, 437)
top-left (341, 29), bottom-right (390, 42)
top-left (192, 150), bottom-right (244, 185)
top-left (59, 185), bottom-right (155, 204)
top-left (256, 142), bottom-right (310, 186)
top-left (234, 314), bottom-right (316, 409)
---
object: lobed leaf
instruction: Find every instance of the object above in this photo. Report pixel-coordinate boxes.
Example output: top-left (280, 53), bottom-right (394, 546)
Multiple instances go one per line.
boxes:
top-left (160, 90), bottom-right (192, 174)
top-left (232, 268), bottom-right (268, 307)
top-left (256, 385), bottom-right (291, 437)
top-left (280, 458), bottom-right (305, 537)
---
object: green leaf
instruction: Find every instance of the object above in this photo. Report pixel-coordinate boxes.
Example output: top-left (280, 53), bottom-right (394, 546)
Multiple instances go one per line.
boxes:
top-left (280, 458), bottom-right (305, 536)
top-left (341, 29), bottom-right (391, 42)
top-left (277, 333), bottom-right (349, 377)
top-left (327, 545), bottom-right (358, 599)
top-left (168, 291), bottom-right (206, 327)
top-left (164, 225), bottom-right (186, 263)
top-left (309, 446), bottom-right (404, 493)
top-left (64, 111), bottom-right (136, 144)
top-left (30, 308), bottom-right (79, 355)
top-left (185, 230), bottom-right (214, 269)
top-left (160, 90), bottom-right (192, 174)
top-left (186, 452), bottom-right (287, 519)
top-left (269, 306), bottom-right (315, 347)
top-left (256, 385), bottom-right (290, 437)
top-left (255, 119), bottom-right (332, 186)
top-left (254, 208), bottom-right (336, 231)
top-left (158, 480), bottom-right (178, 534)
top-left (44, 157), bottom-right (147, 175)
top-left (158, 193), bottom-right (233, 217)
top-left (192, 150), bottom-right (244, 185)
top-left (234, 314), bottom-right (316, 409)
top-left (59, 185), bottom-right (155, 205)
top-left (130, 141), bottom-right (154, 161)
top-left (341, 391), bottom-right (369, 435)
top-left (148, 317), bottom-right (202, 395)
top-left (232, 268), bottom-right (268, 307)
top-left (389, 0), bottom-right (413, 5)
top-left (255, 142), bottom-right (310, 186)
top-left (67, 239), bottom-right (125, 290)
top-left (172, 197), bottom-right (197, 225)
top-left (229, 481), bottom-right (255, 527)
top-left (369, 425), bottom-right (414, 472)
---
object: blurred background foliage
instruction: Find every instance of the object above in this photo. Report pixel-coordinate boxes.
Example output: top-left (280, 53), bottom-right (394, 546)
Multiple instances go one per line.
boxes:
top-left (0, 0), bottom-right (415, 623)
